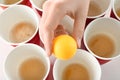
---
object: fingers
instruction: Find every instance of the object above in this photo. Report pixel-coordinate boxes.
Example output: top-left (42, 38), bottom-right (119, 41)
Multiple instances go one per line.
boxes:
top-left (73, 15), bottom-right (85, 48)
top-left (39, 1), bottom-right (66, 56)
top-left (72, 2), bottom-right (89, 48)
top-left (43, 30), bottom-right (54, 56)
top-left (54, 25), bottom-right (68, 37)
top-left (42, 0), bottom-right (66, 29)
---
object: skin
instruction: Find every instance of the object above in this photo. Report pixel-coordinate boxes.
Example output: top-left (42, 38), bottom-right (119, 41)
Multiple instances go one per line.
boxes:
top-left (39, 0), bottom-right (90, 56)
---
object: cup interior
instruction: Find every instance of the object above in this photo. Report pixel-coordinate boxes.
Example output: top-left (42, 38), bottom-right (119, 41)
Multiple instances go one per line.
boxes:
top-left (0, 0), bottom-right (23, 6)
top-left (53, 49), bottom-right (101, 80)
top-left (0, 5), bottom-right (39, 44)
top-left (4, 44), bottom-right (50, 80)
top-left (88, 0), bottom-right (111, 18)
top-left (84, 17), bottom-right (120, 60)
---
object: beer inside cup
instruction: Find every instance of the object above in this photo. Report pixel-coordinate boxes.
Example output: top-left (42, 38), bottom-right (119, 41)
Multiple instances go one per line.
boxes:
top-left (88, 0), bottom-right (111, 18)
top-left (0, 0), bottom-right (23, 7)
top-left (53, 49), bottom-right (101, 80)
top-left (84, 17), bottom-right (120, 60)
top-left (113, 0), bottom-right (120, 20)
top-left (30, 0), bottom-right (46, 11)
top-left (0, 5), bottom-right (39, 45)
top-left (4, 44), bottom-right (50, 80)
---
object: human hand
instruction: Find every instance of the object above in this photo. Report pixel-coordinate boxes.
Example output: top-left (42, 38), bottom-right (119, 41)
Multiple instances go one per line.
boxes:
top-left (39, 0), bottom-right (90, 56)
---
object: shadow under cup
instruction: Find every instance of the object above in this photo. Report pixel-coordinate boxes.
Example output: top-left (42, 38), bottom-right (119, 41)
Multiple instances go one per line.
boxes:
top-left (84, 17), bottom-right (120, 64)
top-left (0, 5), bottom-right (42, 46)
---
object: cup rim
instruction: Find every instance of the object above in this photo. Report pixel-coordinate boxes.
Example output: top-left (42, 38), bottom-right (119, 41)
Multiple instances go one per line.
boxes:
top-left (0, 5), bottom-right (40, 45)
top-left (3, 43), bottom-right (50, 80)
top-left (87, 0), bottom-right (112, 18)
top-left (112, 0), bottom-right (120, 21)
top-left (0, 0), bottom-right (23, 7)
top-left (84, 17), bottom-right (120, 60)
top-left (53, 49), bottom-right (101, 80)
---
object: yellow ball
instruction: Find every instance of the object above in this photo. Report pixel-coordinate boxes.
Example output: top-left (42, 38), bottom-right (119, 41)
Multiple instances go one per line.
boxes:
top-left (53, 35), bottom-right (77, 60)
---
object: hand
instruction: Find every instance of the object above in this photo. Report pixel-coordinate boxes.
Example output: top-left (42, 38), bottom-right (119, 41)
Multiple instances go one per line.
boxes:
top-left (39, 0), bottom-right (90, 56)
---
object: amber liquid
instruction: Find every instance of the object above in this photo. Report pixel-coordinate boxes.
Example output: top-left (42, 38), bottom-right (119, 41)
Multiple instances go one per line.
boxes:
top-left (4, 0), bottom-right (20, 4)
top-left (116, 9), bottom-right (120, 18)
top-left (88, 34), bottom-right (115, 58)
top-left (62, 63), bottom-right (90, 80)
top-left (88, 1), bottom-right (102, 16)
top-left (19, 58), bottom-right (46, 80)
top-left (9, 22), bottom-right (36, 43)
